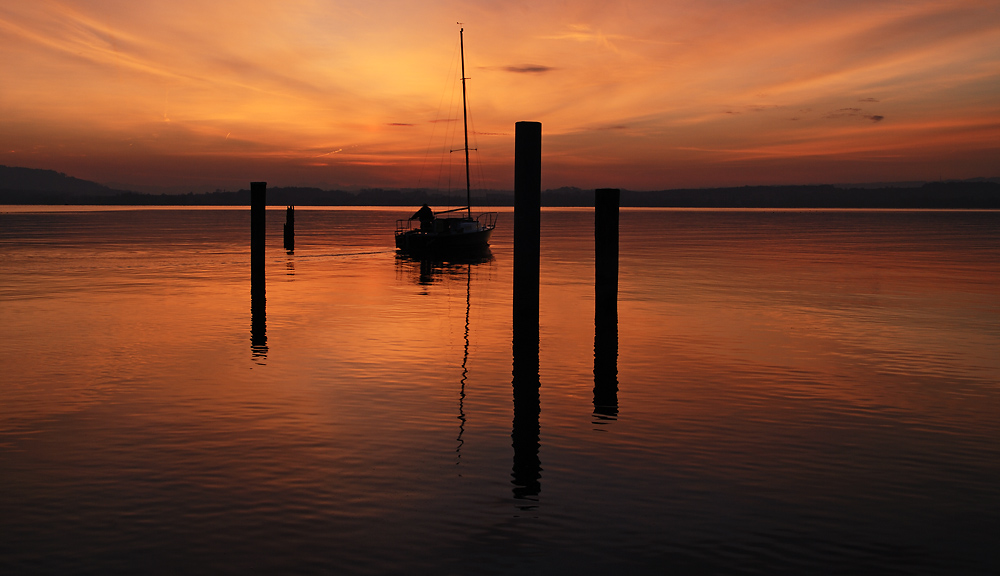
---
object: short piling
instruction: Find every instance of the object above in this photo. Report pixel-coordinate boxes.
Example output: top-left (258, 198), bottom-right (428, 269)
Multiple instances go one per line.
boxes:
top-left (251, 181), bottom-right (266, 270)
top-left (283, 205), bottom-right (295, 253)
top-left (594, 188), bottom-right (619, 417)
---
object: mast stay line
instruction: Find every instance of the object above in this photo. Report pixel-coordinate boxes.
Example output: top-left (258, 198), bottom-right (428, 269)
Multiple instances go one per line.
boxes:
top-left (460, 26), bottom-right (472, 219)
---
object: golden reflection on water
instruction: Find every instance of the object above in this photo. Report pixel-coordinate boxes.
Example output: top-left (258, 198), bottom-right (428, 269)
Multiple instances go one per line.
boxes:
top-left (1, 207), bottom-right (999, 574)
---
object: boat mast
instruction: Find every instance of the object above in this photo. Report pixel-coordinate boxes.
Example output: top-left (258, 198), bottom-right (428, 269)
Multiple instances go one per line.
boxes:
top-left (460, 27), bottom-right (471, 219)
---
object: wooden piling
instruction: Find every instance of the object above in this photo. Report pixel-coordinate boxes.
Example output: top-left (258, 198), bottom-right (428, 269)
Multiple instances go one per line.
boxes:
top-left (595, 188), bottom-right (619, 294)
top-left (512, 121), bottom-right (542, 501)
top-left (513, 121), bottom-right (541, 326)
top-left (251, 181), bottom-right (266, 268)
top-left (283, 205), bottom-right (295, 253)
top-left (594, 188), bottom-right (619, 417)
top-left (250, 182), bottom-right (267, 358)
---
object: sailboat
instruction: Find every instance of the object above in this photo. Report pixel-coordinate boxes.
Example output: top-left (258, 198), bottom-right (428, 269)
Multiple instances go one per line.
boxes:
top-left (395, 27), bottom-right (497, 255)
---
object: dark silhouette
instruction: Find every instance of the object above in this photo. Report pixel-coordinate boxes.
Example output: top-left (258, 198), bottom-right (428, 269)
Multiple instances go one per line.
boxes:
top-left (511, 122), bottom-right (543, 505)
top-left (411, 204), bottom-right (435, 232)
top-left (283, 205), bottom-right (295, 253)
top-left (511, 298), bottom-right (541, 505)
top-left (250, 182), bottom-right (267, 361)
top-left (513, 121), bottom-right (541, 329)
top-left (594, 189), bottom-right (620, 421)
top-left (396, 249), bottom-right (493, 286)
top-left (4, 162), bottom-right (999, 208)
top-left (456, 265), bottom-right (472, 467)
top-left (393, 30), bottom-right (497, 256)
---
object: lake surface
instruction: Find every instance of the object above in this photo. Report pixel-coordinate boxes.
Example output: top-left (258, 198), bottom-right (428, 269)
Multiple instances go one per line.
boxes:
top-left (2, 206), bottom-right (999, 575)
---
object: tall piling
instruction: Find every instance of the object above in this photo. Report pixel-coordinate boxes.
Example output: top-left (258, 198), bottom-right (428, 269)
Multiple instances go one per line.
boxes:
top-left (250, 182), bottom-right (267, 358)
top-left (594, 188), bottom-right (620, 418)
top-left (513, 121), bottom-right (541, 326)
top-left (511, 121), bottom-right (542, 503)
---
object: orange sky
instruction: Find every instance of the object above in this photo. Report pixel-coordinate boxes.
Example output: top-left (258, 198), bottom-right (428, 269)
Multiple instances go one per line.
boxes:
top-left (2, 0), bottom-right (999, 192)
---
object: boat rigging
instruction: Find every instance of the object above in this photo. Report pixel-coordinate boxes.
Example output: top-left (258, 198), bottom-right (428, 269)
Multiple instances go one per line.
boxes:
top-left (395, 27), bottom-right (497, 255)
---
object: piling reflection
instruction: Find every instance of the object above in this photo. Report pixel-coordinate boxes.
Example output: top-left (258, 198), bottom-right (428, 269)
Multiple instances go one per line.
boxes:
top-left (250, 273), bottom-right (267, 361)
top-left (512, 279), bottom-right (541, 505)
top-left (511, 315), bottom-right (540, 504)
top-left (593, 304), bottom-right (618, 421)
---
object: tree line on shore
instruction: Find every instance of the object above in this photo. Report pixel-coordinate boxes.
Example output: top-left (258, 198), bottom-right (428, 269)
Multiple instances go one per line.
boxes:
top-left (2, 165), bottom-right (999, 208)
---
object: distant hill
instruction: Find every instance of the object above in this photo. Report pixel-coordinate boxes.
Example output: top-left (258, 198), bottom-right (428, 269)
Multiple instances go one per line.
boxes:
top-left (0, 165), bottom-right (126, 199)
top-left (2, 165), bottom-right (999, 208)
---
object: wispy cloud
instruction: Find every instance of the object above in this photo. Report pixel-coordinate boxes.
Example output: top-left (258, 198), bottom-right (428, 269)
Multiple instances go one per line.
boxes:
top-left (503, 65), bottom-right (554, 74)
top-left (825, 108), bottom-right (885, 123)
top-left (1, 0), bottom-right (996, 190)
top-left (541, 24), bottom-right (628, 53)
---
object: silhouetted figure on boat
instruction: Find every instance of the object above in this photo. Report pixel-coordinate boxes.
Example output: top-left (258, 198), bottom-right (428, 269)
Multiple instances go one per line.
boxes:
top-left (411, 204), bottom-right (435, 232)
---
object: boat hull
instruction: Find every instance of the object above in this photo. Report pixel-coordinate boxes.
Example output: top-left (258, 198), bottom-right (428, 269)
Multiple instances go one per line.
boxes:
top-left (395, 227), bottom-right (493, 256)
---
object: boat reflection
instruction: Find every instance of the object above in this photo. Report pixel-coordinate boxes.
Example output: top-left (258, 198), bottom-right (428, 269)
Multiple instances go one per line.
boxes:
top-left (395, 248), bottom-right (494, 286)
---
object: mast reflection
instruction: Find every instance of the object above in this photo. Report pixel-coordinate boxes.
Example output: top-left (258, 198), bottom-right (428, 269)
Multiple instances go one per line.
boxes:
top-left (457, 265), bottom-right (470, 466)
top-left (395, 249), bottom-right (493, 468)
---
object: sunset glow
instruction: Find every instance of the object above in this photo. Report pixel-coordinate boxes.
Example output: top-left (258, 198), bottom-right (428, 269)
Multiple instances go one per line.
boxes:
top-left (2, 0), bottom-right (999, 191)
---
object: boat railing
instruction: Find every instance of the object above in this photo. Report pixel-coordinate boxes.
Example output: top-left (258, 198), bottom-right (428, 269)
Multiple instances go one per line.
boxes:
top-left (395, 218), bottom-right (414, 235)
top-left (397, 212), bottom-right (496, 235)
top-left (477, 212), bottom-right (498, 230)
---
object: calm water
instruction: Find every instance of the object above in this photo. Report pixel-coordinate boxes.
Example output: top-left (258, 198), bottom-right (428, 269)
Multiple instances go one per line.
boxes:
top-left (1, 207), bottom-right (999, 575)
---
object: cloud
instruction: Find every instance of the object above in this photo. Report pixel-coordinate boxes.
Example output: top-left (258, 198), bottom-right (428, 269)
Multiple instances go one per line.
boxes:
top-left (825, 108), bottom-right (862, 119)
top-left (746, 105), bottom-right (781, 113)
top-left (823, 108), bottom-right (885, 123)
top-left (541, 24), bottom-right (628, 53)
top-left (859, 97), bottom-right (881, 102)
top-left (503, 65), bottom-right (555, 74)
top-left (312, 149), bottom-right (342, 158)
top-left (387, 123), bottom-right (414, 126)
